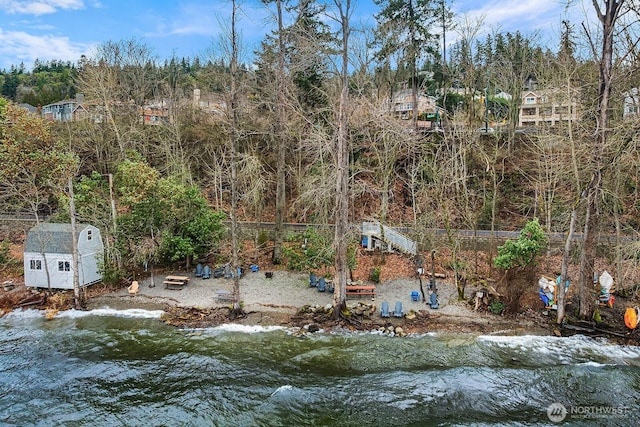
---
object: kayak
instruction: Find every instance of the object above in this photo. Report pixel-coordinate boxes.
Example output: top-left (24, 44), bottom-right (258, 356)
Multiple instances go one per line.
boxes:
top-left (624, 307), bottom-right (639, 330)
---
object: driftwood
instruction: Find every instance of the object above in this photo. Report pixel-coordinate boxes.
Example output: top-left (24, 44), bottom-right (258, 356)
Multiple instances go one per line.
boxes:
top-left (562, 321), bottom-right (630, 338)
top-left (424, 271), bottom-right (446, 279)
top-left (16, 296), bottom-right (45, 308)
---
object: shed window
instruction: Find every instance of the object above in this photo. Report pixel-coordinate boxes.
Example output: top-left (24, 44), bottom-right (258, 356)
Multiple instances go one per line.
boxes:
top-left (30, 259), bottom-right (42, 270)
top-left (58, 261), bottom-right (71, 272)
top-left (87, 230), bottom-right (92, 241)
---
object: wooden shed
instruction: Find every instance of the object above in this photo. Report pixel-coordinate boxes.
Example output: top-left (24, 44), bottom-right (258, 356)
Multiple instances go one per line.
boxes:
top-left (24, 223), bottom-right (104, 289)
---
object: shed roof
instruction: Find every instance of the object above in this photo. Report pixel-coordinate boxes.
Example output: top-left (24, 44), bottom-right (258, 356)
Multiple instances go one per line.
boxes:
top-left (24, 223), bottom-right (93, 254)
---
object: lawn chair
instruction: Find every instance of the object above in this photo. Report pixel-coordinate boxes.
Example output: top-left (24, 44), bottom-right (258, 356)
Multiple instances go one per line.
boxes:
top-left (411, 290), bottom-right (420, 302)
top-left (202, 265), bottom-right (211, 279)
top-left (381, 300), bottom-right (390, 318)
top-left (429, 292), bottom-right (439, 309)
top-left (317, 277), bottom-right (326, 292)
top-left (213, 266), bottom-right (224, 278)
top-left (128, 280), bottom-right (139, 295)
top-left (195, 263), bottom-right (204, 277)
top-left (309, 272), bottom-right (317, 288)
top-left (393, 301), bottom-right (404, 317)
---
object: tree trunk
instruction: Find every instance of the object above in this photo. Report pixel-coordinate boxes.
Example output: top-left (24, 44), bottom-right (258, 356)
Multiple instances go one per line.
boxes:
top-left (557, 207), bottom-right (576, 324)
top-left (68, 178), bottom-right (82, 310)
top-left (228, 0), bottom-right (243, 318)
top-left (332, 0), bottom-right (351, 318)
top-left (272, 0), bottom-right (287, 265)
top-left (578, 0), bottom-right (621, 319)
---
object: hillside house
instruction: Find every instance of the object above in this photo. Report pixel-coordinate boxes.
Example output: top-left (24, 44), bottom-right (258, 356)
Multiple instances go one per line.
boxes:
top-left (41, 94), bottom-right (89, 122)
top-left (390, 89), bottom-right (443, 129)
top-left (518, 89), bottom-right (578, 127)
top-left (140, 99), bottom-right (172, 125)
top-left (24, 223), bottom-right (104, 290)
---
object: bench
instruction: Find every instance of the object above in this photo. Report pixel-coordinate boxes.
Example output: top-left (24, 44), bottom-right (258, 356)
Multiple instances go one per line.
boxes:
top-left (215, 289), bottom-right (234, 302)
top-left (346, 285), bottom-right (376, 298)
top-left (164, 280), bottom-right (187, 290)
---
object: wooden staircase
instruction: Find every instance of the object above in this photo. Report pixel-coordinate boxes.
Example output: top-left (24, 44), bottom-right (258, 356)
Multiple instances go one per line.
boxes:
top-left (361, 221), bottom-right (417, 256)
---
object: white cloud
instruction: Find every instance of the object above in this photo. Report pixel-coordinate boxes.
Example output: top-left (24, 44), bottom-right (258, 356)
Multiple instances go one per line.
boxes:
top-left (0, 28), bottom-right (91, 68)
top-left (459, 0), bottom-right (559, 31)
top-left (0, 0), bottom-right (85, 16)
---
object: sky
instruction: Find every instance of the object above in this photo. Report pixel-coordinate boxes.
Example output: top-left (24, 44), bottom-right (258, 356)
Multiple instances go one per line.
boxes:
top-left (0, 0), bottom-right (592, 71)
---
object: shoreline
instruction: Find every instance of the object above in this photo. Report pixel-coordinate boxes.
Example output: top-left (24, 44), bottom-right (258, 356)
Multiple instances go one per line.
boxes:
top-left (83, 269), bottom-right (554, 336)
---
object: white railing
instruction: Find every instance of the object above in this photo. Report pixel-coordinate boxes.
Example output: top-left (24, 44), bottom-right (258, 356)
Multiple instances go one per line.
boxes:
top-left (362, 221), bottom-right (417, 255)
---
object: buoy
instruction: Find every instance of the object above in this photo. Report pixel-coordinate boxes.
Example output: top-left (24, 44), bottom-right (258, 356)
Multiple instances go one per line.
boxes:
top-left (624, 307), bottom-right (638, 330)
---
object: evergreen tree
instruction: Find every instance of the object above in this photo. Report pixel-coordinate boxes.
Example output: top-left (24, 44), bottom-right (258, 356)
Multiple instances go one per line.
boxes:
top-left (374, 0), bottom-right (440, 128)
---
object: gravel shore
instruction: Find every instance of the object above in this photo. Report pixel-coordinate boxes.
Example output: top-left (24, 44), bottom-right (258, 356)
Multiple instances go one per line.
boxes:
top-left (88, 269), bottom-right (476, 318)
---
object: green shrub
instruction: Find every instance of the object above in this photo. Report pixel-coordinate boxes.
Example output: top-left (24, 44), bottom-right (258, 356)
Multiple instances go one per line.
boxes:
top-left (257, 230), bottom-right (269, 247)
top-left (489, 301), bottom-right (505, 315)
top-left (0, 241), bottom-right (10, 266)
top-left (370, 266), bottom-right (381, 284)
top-left (282, 228), bottom-right (333, 272)
top-left (494, 218), bottom-right (547, 270)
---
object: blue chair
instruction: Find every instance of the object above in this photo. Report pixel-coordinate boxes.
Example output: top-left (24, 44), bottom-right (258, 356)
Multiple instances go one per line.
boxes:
top-left (317, 277), bottom-right (326, 292)
top-left (411, 290), bottom-right (420, 302)
top-left (429, 292), bottom-right (439, 309)
top-left (250, 264), bottom-right (259, 273)
top-left (309, 272), bottom-right (317, 288)
top-left (195, 263), bottom-right (204, 277)
top-left (393, 301), bottom-right (404, 317)
top-left (381, 301), bottom-right (390, 318)
top-left (202, 265), bottom-right (211, 279)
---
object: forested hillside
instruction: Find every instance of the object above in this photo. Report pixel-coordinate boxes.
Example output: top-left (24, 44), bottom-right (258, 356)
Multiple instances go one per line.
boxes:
top-left (2, 1), bottom-right (640, 318)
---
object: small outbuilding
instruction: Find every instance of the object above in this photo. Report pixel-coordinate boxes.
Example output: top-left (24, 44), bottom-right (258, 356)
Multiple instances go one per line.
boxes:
top-left (24, 223), bottom-right (104, 289)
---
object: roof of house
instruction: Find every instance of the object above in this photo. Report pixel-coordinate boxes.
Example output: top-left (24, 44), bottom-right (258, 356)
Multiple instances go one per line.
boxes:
top-left (24, 223), bottom-right (95, 254)
top-left (18, 103), bottom-right (38, 113)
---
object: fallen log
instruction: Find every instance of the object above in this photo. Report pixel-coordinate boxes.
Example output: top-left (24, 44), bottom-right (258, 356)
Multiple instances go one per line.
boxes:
top-left (16, 297), bottom-right (45, 308)
top-left (562, 322), bottom-right (630, 338)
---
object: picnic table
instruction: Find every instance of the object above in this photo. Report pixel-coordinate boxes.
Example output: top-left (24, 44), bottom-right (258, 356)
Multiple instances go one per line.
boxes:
top-left (346, 283), bottom-right (376, 298)
top-left (163, 275), bottom-right (190, 290)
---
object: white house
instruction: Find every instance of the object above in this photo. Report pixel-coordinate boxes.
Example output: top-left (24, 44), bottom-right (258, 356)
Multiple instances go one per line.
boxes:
top-left (24, 223), bottom-right (104, 289)
top-left (518, 88), bottom-right (578, 127)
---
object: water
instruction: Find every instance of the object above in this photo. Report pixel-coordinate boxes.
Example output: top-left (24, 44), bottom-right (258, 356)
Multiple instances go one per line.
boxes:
top-left (1, 308), bottom-right (639, 426)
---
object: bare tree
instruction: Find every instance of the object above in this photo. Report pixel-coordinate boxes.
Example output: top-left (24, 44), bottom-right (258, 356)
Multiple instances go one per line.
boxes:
top-left (577, 0), bottom-right (632, 319)
top-left (329, 0), bottom-right (353, 316)
top-left (76, 39), bottom-right (158, 158)
top-left (223, 0), bottom-right (245, 318)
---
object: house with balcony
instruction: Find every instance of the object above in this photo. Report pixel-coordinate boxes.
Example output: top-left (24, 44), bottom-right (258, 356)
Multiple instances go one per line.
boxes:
top-left (41, 94), bottom-right (89, 122)
top-left (518, 89), bottom-right (578, 127)
top-left (390, 89), bottom-right (443, 129)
